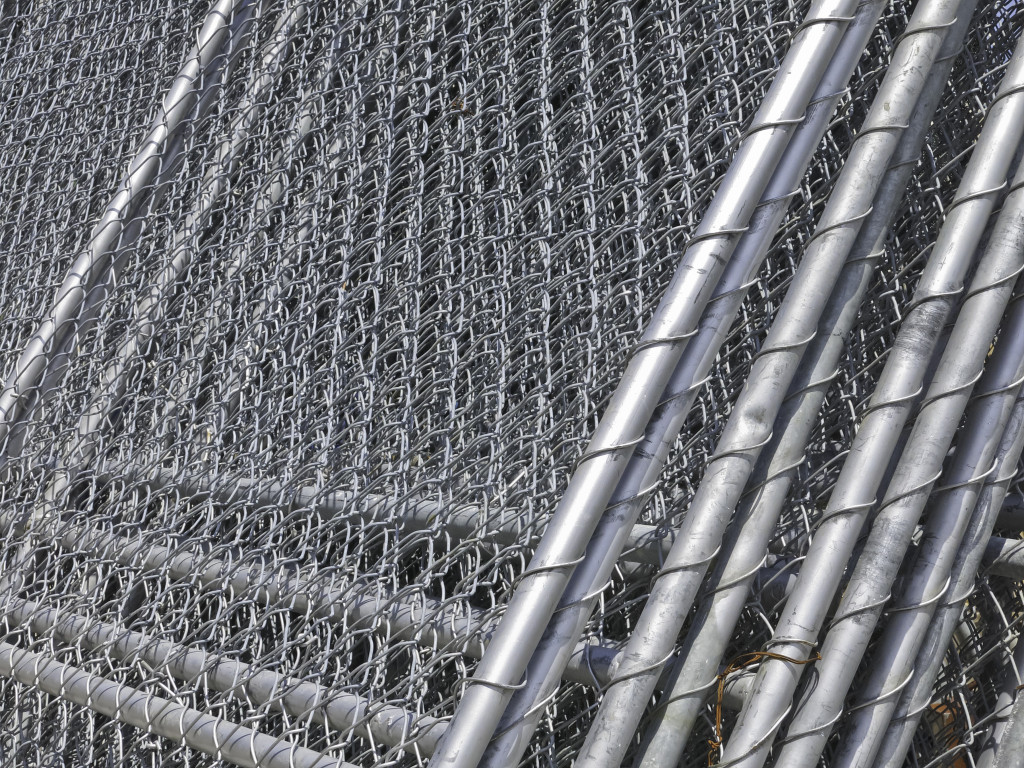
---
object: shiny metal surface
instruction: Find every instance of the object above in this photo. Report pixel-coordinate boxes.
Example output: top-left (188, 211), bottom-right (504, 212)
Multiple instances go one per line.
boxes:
top-left (1, 1), bottom-right (1023, 766)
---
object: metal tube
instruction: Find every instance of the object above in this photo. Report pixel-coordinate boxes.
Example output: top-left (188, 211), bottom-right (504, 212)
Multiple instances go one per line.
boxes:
top-left (70, 2), bottom-right (312, 478)
top-left (782, 262), bottom-right (1024, 765)
top-left (983, 536), bottom-right (1024, 579)
top-left (2, 596), bottom-right (445, 755)
top-left (871, 396), bottom-right (1024, 767)
top-left (736, 105), bottom-right (1024, 768)
top-left (0, 506), bottom-right (620, 690)
top-left (0, 0), bottom-right (248, 453)
top-left (992, 690), bottom-right (1024, 768)
top-left (92, 461), bottom-right (674, 566)
top-left (10, 10), bottom-right (333, 605)
top-left (476, 3), bottom-right (891, 763)
top-left (714, 9), bottom-right (1024, 768)
top-left (428, 3), bottom-right (868, 764)
top-left (995, 494), bottom-right (1024, 530)
top-left (628, 4), bottom-right (982, 760)
top-left (0, 0), bottom-right (262, 604)
top-left (0, 640), bottom-right (349, 768)
top-left (572, 3), bottom-right (967, 765)
top-left (0, 595), bottom-right (756, 760)
top-left (795, 42), bottom-right (1024, 754)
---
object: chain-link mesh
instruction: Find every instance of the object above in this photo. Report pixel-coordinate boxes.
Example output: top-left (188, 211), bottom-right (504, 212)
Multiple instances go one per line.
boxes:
top-left (1, 0), bottom-right (1023, 766)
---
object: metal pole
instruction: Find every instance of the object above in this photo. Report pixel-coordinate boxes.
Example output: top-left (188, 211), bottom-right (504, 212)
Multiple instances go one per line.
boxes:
top-left (628, 4), bottom-right (983, 760)
top-left (995, 494), bottom-right (1024, 530)
top-left (0, 0), bottom-right (248, 454)
top-left (9, 7), bottom-right (332, 606)
top-left (871, 395), bottom-right (1024, 767)
top-left (0, 640), bottom-right (349, 768)
top-left (479, 2), bottom-right (891, 762)
top-left (835, 348), bottom-right (1024, 767)
top-left (776, 226), bottom-right (1024, 765)
top-left (92, 461), bottom-right (675, 566)
top-left (571, 3), bottom-right (968, 765)
top-left (0, 0), bottom-right (261, 605)
top-left (0, 591), bottom-right (757, 759)
top-left (725, 94), bottom-right (1024, 768)
top-left (768, 30), bottom-right (1024, 768)
top-left (70, 2), bottom-right (312, 478)
top-left (428, 3), bottom-right (868, 764)
top-left (710, 14), bottom-right (1024, 768)
top-left (0, 507), bottom-right (621, 690)
top-left (2, 596), bottom-right (445, 755)
top-left (992, 690), bottom-right (1024, 768)
top-left (982, 536), bottom-right (1024, 579)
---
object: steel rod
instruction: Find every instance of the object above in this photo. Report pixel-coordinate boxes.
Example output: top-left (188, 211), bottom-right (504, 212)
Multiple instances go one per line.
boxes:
top-left (728, 93), bottom-right (1024, 768)
top-left (477, 3), bottom-right (892, 763)
top-left (573, 3), bottom-right (968, 765)
top-left (780, 253), bottom-right (1024, 764)
top-left (0, 640), bottom-right (350, 768)
top-left (871, 394), bottom-right (1024, 767)
top-left (627, 4), bottom-right (983, 761)
top-left (428, 3), bottom-right (871, 763)
top-left (2, 596), bottom-right (445, 755)
top-left (713, 7), bottom-right (1023, 767)
top-left (70, 2), bottom-right (312, 479)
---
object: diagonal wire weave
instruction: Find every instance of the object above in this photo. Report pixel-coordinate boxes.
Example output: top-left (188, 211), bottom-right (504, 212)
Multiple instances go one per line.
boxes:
top-left (0, 1), bottom-right (1023, 767)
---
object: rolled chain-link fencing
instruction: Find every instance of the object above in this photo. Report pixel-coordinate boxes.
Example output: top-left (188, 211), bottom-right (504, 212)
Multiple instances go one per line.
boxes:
top-left (1, 0), bottom-right (1024, 766)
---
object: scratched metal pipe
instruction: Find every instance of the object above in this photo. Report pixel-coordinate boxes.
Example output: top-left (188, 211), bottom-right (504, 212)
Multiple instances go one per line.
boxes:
top-left (426, 3), bottom-right (866, 765)
top-left (627, 4), bottom-right (983, 763)
top-left (739, 127), bottom-right (1024, 768)
top-left (788, 29), bottom-right (1024, 767)
top-left (774, 191), bottom-right (1024, 766)
top-left (473, 4), bottom-right (891, 763)
top-left (711, 10), bottom-right (1024, 768)
top-left (871, 388), bottom-right (1024, 764)
top-left (569, 3), bottom-right (968, 766)
top-left (831, 86), bottom-right (1024, 755)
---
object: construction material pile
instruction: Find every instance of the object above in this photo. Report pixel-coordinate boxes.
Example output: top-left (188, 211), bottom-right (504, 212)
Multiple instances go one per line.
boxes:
top-left (1, 0), bottom-right (1023, 766)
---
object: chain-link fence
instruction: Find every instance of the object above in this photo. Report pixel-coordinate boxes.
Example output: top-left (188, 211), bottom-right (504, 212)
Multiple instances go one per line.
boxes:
top-left (1, 0), bottom-right (1023, 766)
